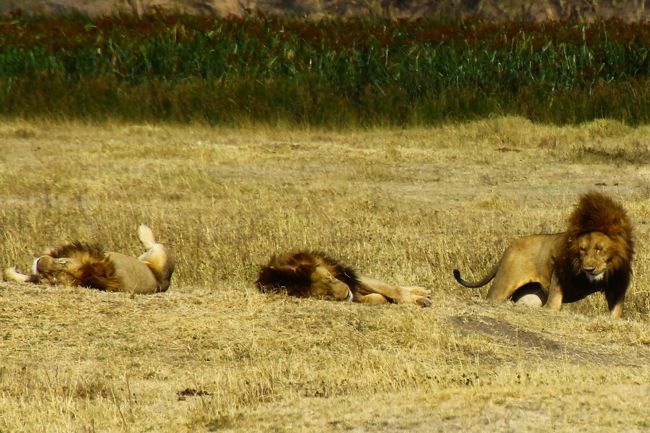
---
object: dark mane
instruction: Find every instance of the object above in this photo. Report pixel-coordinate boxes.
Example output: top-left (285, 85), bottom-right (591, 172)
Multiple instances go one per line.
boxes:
top-left (255, 250), bottom-right (360, 297)
top-left (77, 258), bottom-right (120, 291)
top-left (557, 191), bottom-right (634, 303)
top-left (567, 191), bottom-right (634, 243)
top-left (566, 191), bottom-right (634, 265)
top-left (47, 241), bottom-right (106, 260)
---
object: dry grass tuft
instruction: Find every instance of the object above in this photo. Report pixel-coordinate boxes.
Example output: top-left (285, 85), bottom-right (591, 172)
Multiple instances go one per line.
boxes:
top-left (0, 117), bottom-right (649, 432)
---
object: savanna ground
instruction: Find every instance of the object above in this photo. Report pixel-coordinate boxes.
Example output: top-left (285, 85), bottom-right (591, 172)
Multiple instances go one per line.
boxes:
top-left (0, 117), bottom-right (649, 432)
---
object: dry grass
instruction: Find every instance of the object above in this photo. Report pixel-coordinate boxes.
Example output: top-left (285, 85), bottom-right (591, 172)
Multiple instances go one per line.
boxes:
top-left (0, 117), bottom-right (649, 432)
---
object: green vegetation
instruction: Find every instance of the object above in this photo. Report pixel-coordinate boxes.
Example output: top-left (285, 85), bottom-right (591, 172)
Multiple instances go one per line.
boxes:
top-left (0, 15), bottom-right (649, 125)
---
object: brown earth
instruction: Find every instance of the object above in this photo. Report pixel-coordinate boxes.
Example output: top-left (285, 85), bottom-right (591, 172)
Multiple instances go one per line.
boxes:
top-left (1, 0), bottom-right (648, 22)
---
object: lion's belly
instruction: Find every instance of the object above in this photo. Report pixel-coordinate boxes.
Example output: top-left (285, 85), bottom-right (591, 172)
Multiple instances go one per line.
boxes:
top-left (107, 252), bottom-right (159, 294)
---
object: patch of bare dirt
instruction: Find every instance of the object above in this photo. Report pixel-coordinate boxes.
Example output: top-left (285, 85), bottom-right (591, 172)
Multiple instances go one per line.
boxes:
top-left (450, 314), bottom-right (649, 367)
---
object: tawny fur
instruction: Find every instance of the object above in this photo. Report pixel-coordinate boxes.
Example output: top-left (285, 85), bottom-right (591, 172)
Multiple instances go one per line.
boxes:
top-left (34, 242), bottom-right (121, 291)
top-left (256, 250), bottom-right (432, 307)
top-left (556, 191), bottom-right (634, 303)
top-left (453, 191), bottom-right (634, 318)
top-left (3, 224), bottom-right (174, 294)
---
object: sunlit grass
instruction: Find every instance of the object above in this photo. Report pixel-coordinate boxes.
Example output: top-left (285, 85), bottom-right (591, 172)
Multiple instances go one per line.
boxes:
top-left (0, 118), bottom-right (649, 432)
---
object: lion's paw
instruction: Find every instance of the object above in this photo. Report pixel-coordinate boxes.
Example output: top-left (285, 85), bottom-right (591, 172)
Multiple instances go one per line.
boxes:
top-left (3, 266), bottom-right (30, 283)
top-left (415, 296), bottom-right (432, 308)
top-left (408, 286), bottom-right (432, 297)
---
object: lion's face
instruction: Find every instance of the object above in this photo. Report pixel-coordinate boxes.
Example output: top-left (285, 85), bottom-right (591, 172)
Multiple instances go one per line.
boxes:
top-left (309, 266), bottom-right (353, 301)
top-left (31, 255), bottom-right (79, 285)
top-left (574, 232), bottom-right (616, 282)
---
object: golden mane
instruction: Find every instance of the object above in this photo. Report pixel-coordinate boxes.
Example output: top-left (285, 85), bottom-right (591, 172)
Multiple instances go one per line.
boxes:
top-left (46, 242), bottom-right (121, 291)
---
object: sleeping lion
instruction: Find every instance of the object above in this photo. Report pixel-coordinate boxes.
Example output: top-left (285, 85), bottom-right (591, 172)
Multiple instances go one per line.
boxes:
top-left (3, 224), bottom-right (174, 294)
top-left (256, 250), bottom-right (432, 307)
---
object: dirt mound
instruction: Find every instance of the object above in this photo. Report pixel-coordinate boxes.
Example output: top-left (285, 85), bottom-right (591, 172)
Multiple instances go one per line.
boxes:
top-left (1, 0), bottom-right (648, 22)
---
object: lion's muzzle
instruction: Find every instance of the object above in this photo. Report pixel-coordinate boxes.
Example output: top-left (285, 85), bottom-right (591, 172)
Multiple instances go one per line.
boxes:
top-left (584, 270), bottom-right (605, 282)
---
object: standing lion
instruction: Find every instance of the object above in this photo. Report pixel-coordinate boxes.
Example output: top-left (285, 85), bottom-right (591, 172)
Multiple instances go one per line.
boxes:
top-left (453, 191), bottom-right (634, 318)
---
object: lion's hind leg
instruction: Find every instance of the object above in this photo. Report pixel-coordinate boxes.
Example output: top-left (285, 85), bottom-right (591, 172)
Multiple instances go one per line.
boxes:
top-left (137, 225), bottom-right (168, 270)
top-left (401, 285), bottom-right (432, 297)
top-left (137, 224), bottom-right (158, 252)
top-left (136, 224), bottom-right (174, 291)
top-left (486, 269), bottom-right (540, 304)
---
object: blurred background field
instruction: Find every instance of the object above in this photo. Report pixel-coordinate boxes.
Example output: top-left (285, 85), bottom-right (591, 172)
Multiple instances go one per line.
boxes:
top-left (0, 118), bottom-right (649, 431)
top-left (1, 0), bottom-right (649, 22)
top-left (1, 14), bottom-right (650, 126)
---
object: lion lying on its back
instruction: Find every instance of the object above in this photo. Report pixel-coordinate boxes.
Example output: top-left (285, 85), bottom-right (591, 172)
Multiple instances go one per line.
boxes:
top-left (453, 191), bottom-right (634, 318)
top-left (3, 225), bottom-right (174, 294)
top-left (257, 250), bottom-right (432, 307)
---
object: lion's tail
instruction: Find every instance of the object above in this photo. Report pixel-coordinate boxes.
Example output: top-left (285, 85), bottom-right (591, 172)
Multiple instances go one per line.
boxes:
top-left (453, 265), bottom-right (498, 288)
top-left (138, 224), bottom-right (157, 250)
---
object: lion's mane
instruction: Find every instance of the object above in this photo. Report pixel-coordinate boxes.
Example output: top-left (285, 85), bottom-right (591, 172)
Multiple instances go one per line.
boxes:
top-left (45, 242), bottom-right (121, 291)
top-left (557, 191), bottom-right (634, 302)
top-left (256, 250), bottom-right (360, 297)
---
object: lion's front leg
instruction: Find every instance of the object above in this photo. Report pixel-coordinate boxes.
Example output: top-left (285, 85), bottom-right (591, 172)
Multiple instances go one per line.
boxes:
top-left (356, 293), bottom-right (390, 304)
top-left (358, 276), bottom-right (432, 307)
top-left (545, 273), bottom-right (563, 311)
top-left (3, 267), bottom-right (38, 284)
top-left (310, 266), bottom-right (352, 301)
top-left (605, 289), bottom-right (625, 319)
top-left (399, 285), bottom-right (433, 307)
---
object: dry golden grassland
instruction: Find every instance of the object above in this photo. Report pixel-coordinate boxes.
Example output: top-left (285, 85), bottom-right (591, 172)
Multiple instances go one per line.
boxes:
top-left (0, 117), bottom-right (649, 432)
